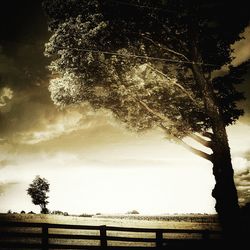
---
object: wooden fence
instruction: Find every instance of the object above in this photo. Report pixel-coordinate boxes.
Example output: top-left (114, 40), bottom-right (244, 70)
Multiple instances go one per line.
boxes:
top-left (0, 221), bottom-right (222, 249)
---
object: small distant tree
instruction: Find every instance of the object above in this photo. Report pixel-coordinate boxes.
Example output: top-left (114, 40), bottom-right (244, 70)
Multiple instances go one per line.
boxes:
top-left (27, 176), bottom-right (50, 214)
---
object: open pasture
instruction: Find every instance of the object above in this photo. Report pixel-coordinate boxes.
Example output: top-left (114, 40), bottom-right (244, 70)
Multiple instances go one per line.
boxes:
top-left (0, 213), bottom-right (222, 249)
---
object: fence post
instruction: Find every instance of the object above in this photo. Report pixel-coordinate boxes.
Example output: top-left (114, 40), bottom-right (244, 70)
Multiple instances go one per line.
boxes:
top-left (100, 225), bottom-right (107, 249)
top-left (156, 229), bottom-right (163, 249)
top-left (42, 223), bottom-right (49, 250)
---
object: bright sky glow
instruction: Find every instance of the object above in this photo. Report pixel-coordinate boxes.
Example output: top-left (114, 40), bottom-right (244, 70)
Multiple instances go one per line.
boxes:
top-left (1, 120), bottom-right (250, 215)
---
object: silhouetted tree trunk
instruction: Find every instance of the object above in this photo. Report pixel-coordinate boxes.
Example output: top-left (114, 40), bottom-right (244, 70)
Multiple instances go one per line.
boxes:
top-left (190, 44), bottom-right (240, 240)
top-left (40, 203), bottom-right (48, 214)
top-left (212, 138), bottom-right (240, 237)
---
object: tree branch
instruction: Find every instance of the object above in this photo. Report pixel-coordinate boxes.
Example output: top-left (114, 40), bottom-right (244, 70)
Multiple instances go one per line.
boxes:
top-left (138, 99), bottom-right (172, 123)
top-left (141, 35), bottom-right (190, 61)
top-left (189, 133), bottom-right (212, 149)
top-left (179, 139), bottom-right (213, 161)
top-left (160, 125), bottom-right (212, 162)
top-left (137, 99), bottom-right (212, 162)
top-left (202, 131), bottom-right (214, 139)
top-left (145, 64), bottom-right (196, 103)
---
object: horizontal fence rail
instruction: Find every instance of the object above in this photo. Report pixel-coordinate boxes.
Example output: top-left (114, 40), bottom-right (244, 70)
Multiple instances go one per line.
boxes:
top-left (0, 221), bottom-right (222, 249)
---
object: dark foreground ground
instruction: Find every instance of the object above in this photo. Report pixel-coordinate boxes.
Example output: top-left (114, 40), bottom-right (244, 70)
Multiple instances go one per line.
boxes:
top-left (0, 213), bottom-right (248, 250)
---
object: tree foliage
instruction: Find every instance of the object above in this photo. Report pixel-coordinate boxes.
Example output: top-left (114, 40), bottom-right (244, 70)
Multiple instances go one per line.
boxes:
top-left (27, 175), bottom-right (50, 214)
top-left (43, 0), bottom-right (249, 141)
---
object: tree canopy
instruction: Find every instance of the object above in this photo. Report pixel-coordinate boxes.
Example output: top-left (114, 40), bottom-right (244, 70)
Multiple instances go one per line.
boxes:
top-left (43, 0), bottom-right (249, 144)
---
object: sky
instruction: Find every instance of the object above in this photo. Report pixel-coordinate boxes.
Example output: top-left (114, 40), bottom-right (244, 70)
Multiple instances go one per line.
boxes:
top-left (0, 0), bottom-right (250, 215)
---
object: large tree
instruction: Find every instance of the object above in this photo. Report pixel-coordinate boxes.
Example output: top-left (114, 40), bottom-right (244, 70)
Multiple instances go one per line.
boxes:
top-left (42, 0), bottom-right (250, 238)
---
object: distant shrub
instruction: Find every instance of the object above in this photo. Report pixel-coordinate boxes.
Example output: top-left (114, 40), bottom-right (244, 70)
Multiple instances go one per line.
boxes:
top-left (79, 213), bottom-right (93, 217)
top-left (126, 210), bottom-right (140, 215)
top-left (7, 210), bottom-right (12, 214)
top-left (51, 210), bottom-right (69, 216)
top-left (51, 210), bottom-right (64, 215)
top-left (20, 210), bottom-right (26, 214)
top-left (28, 211), bottom-right (35, 214)
top-left (96, 213), bottom-right (101, 216)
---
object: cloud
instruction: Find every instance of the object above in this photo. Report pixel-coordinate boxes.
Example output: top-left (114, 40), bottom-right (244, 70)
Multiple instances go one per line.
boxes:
top-left (0, 87), bottom-right (13, 105)
top-left (18, 105), bottom-right (108, 145)
top-left (7, 119), bottom-right (132, 158)
top-left (227, 124), bottom-right (250, 205)
top-left (0, 87), bottom-right (14, 114)
top-left (0, 181), bottom-right (19, 196)
top-left (235, 171), bottom-right (250, 205)
top-left (0, 42), bottom-right (56, 141)
top-left (231, 26), bottom-right (250, 66)
top-left (0, 88), bottom-right (54, 139)
top-left (0, 159), bottom-right (13, 169)
top-left (0, 44), bottom-right (124, 149)
top-left (233, 151), bottom-right (250, 205)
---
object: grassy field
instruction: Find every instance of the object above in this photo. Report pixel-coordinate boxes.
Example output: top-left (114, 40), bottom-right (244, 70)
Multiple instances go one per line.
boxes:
top-left (0, 213), bottom-right (220, 230)
top-left (0, 213), bottom-right (221, 249)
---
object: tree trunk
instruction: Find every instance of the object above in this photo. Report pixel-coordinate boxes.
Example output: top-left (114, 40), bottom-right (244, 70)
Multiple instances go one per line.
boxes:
top-left (211, 124), bottom-right (240, 238)
top-left (190, 46), bottom-right (241, 240)
top-left (40, 203), bottom-right (48, 214)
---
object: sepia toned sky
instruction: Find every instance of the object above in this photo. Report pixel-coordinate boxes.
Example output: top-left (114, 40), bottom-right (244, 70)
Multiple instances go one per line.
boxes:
top-left (0, 0), bottom-right (250, 215)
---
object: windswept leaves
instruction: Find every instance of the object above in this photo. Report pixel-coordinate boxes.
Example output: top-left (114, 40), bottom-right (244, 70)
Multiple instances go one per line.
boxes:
top-left (43, 0), bottom-right (248, 138)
